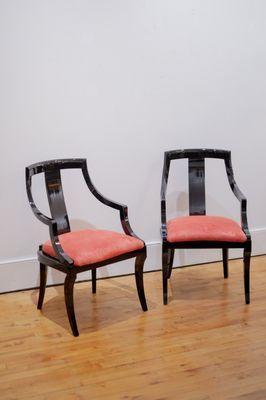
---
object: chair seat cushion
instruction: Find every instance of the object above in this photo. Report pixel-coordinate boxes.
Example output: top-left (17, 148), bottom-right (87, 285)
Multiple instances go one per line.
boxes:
top-left (167, 215), bottom-right (247, 243)
top-left (43, 229), bottom-right (144, 267)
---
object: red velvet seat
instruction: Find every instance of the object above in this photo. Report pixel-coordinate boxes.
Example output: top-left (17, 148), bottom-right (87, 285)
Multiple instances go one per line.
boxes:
top-left (43, 229), bottom-right (144, 267)
top-left (167, 215), bottom-right (247, 243)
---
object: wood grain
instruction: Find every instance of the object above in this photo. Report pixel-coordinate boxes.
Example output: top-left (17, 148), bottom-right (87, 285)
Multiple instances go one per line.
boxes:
top-left (1, 256), bottom-right (266, 400)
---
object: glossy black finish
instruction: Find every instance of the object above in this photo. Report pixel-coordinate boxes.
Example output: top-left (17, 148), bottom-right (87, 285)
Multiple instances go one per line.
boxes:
top-left (135, 250), bottom-right (148, 311)
top-left (91, 269), bottom-right (96, 294)
top-left (37, 263), bottom-right (47, 310)
top-left (26, 158), bottom-right (148, 336)
top-left (161, 148), bottom-right (252, 305)
top-left (189, 158), bottom-right (206, 215)
top-left (64, 272), bottom-right (78, 337)
top-left (223, 248), bottom-right (229, 279)
top-left (167, 249), bottom-right (174, 279)
top-left (244, 248), bottom-right (251, 304)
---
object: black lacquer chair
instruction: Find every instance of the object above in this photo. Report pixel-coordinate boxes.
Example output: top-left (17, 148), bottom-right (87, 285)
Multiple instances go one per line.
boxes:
top-left (161, 149), bottom-right (252, 305)
top-left (26, 159), bottom-right (147, 336)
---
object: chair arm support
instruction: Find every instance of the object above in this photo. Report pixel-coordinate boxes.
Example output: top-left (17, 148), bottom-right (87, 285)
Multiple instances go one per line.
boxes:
top-left (28, 199), bottom-right (52, 226)
top-left (49, 222), bottom-right (74, 267)
top-left (82, 163), bottom-right (126, 210)
top-left (26, 169), bottom-right (52, 226)
top-left (119, 206), bottom-right (142, 239)
top-left (160, 153), bottom-right (170, 242)
top-left (27, 207), bottom-right (74, 266)
top-left (82, 164), bottom-right (141, 239)
top-left (161, 199), bottom-right (167, 241)
top-left (238, 198), bottom-right (251, 240)
top-left (26, 167), bottom-right (74, 267)
top-left (224, 158), bottom-right (251, 240)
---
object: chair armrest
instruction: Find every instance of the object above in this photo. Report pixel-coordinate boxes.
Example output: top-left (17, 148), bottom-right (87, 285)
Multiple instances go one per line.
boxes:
top-left (224, 158), bottom-right (251, 240)
top-left (81, 163), bottom-right (141, 239)
top-left (229, 182), bottom-right (250, 240)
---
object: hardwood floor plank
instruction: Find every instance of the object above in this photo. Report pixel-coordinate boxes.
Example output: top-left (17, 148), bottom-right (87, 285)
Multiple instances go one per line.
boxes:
top-left (1, 256), bottom-right (266, 399)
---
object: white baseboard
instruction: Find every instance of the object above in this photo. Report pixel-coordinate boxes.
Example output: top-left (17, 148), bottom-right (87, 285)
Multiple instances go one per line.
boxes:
top-left (0, 228), bottom-right (265, 293)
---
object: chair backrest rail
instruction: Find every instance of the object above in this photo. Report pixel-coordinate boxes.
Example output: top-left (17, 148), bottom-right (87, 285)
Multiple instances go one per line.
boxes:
top-left (188, 158), bottom-right (206, 215)
top-left (162, 148), bottom-right (231, 217)
top-left (45, 169), bottom-right (70, 235)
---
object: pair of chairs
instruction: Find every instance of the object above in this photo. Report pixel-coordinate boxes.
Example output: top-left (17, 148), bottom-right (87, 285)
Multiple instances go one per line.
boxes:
top-left (26, 149), bottom-right (251, 336)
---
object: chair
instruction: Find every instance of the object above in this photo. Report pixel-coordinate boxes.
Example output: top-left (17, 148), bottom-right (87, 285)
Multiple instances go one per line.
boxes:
top-left (161, 149), bottom-right (252, 305)
top-left (26, 158), bottom-right (147, 336)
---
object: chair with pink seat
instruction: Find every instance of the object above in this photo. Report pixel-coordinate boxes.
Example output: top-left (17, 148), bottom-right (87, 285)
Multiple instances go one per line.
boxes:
top-left (161, 149), bottom-right (252, 305)
top-left (26, 158), bottom-right (147, 336)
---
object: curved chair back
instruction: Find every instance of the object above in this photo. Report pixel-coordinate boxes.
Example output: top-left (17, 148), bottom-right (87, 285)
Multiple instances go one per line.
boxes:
top-left (161, 148), bottom-right (234, 216)
top-left (26, 159), bottom-right (86, 235)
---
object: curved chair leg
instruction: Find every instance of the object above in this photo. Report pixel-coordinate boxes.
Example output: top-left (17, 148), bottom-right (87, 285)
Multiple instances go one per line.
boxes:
top-left (167, 249), bottom-right (174, 279)
top-left (222, 248), bottom-right (229, 279)
top-left (162, 246), bottom-right (169, 305)
top-left (135, 252), bottom-right (148, 311)
top-left (37, 263), bottom-right (47, 310)
top-left (91, 269), bottom-right (96, 294)
top-left (64, 272), bottom-right (79, 336)
top-left (244, 247), bottom-right (251, 304)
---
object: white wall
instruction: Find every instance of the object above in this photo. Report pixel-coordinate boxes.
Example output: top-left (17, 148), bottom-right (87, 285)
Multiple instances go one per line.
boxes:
top-left (1, 0), bottom-right (266, 292)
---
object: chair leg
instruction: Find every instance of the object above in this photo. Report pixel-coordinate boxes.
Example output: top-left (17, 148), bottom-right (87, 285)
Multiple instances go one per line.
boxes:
top-left (167, 249), bottom-right (174, 279)
top-left (244, 248), bottom-right (251, 305)
top-left (91, 269), bottom-right (96, 294)
top-left (222, 248), bottom-right (229, 279)
top-left (135, 253), bottom-right (148, 311)
top-left (37, 263), bottom-right (47, 310)
top-left (162, 246), bottom-right (169, 305)
top-left (64, 271), bottom-right (79, 337)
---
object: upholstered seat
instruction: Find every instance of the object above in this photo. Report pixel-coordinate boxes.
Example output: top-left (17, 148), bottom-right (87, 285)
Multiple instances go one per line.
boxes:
top-left (43, 229), bottom-right (144, 267)
top-left (167, 215), bottom-right (247, 243)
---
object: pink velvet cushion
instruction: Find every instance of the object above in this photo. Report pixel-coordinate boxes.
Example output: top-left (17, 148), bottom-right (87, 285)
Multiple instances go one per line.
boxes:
top-left (43, 229), bottom-right (144, 267)
top-left (167, 215), bottom-right (247, 243)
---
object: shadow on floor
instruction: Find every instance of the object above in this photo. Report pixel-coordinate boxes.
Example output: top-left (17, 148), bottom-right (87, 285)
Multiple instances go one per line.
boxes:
top-left (167, 262), bottom-right (243, 302)
top-left (30, 278), bottom-right (155, 335)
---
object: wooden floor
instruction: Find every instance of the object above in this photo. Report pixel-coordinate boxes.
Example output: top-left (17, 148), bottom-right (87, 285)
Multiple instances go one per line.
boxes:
top-left (1, 256), bottom-right (266, 400)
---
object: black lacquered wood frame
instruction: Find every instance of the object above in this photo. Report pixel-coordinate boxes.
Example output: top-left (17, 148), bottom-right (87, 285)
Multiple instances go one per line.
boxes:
top-left (26, 158), bottom-right (147, 336)
top-left (161, 149), bottom-right (252, 305)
